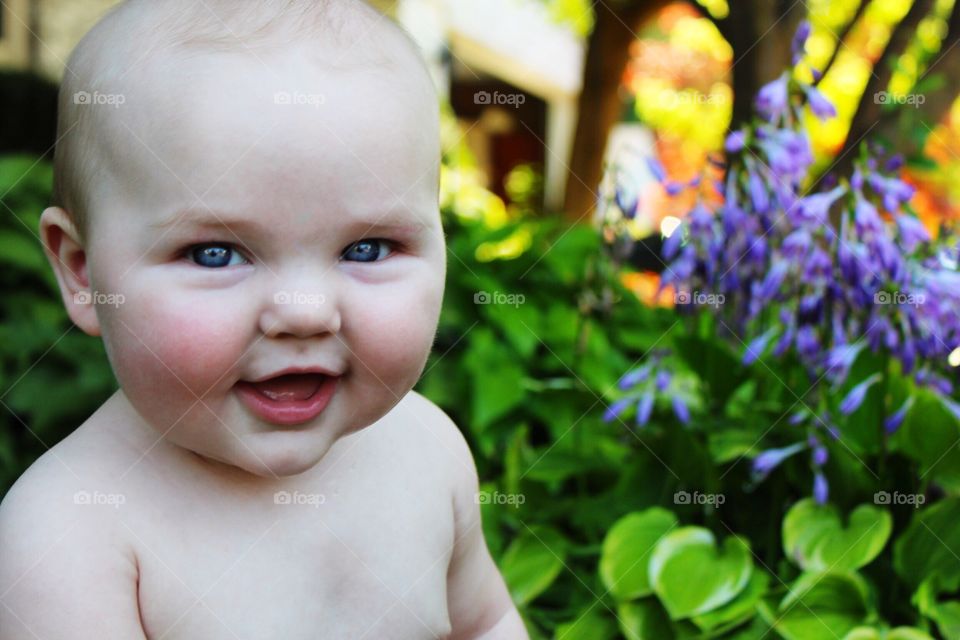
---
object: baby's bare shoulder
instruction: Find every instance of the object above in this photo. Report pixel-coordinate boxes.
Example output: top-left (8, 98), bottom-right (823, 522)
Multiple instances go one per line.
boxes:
top-left (391, 391), bottom-right (477, 477)
top-left (0, 432), bottom-right (146, 638)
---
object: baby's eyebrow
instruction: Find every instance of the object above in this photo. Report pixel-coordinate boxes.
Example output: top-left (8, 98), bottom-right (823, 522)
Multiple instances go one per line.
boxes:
top-left (150, 208), bottom-right (429, 235)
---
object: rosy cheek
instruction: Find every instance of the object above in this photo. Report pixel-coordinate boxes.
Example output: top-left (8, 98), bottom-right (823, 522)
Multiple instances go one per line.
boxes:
top-left (107, 291), bottom-right (251, 394)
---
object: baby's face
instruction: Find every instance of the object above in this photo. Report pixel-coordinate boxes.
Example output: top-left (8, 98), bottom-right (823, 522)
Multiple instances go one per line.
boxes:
top-left (82, 49), bottom-right (445, 477)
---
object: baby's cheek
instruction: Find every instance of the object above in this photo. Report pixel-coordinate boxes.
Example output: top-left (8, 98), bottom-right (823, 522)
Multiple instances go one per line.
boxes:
top-left (107, 292), bottom-right (252, 396)
top-left (348, 279), bottom-right (442, 376)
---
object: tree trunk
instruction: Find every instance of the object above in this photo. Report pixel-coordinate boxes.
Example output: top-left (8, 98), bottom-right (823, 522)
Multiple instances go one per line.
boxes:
top-left (562, 1), bottom-right (664, 221)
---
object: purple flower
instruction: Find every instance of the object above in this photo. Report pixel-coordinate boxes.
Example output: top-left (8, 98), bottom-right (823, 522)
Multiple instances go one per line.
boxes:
top-left (795, 185), bottom-right (846, 225)
top-left (839, 373), bottom-right (881, 415)
top-left (748, 170), bottom-right (771, 214)
top-left (662, 225), bottom-right (684, 260)
top-left (665, 181), bottom-right (686, 196)
top-left (751, 442), bottom-right (807, 482)
top-left (756, 74), bottom-right (789, 122)
top-left (884, 397), bottom-right (914, 434)
top-left (656, 370), bottom-right (672, 391)
top-left (616, 184), bottom-right (638, 219)
top-left (796, 326), bottom-right (820, 359)
top-left (636, 392), bottom-right (655, 427)
top-left (854, 196), bottom-right (884, 236)
top-left (804, 85), bottom-right (837, 121)
top-left (813, 471), bottom-right (829, 505)
top-left (603, 398), bottom-right (631, 422)
top-left (758, 261), bottom-right (789, 300)
top-left (743, 328), bottom-right (777, 365)
top-left (812, 446), bottom-right (828, 466)
top-left (618, 365), bottom-right (651, 390)
top-left (791, 20), bottom-right (812, 64)
top-left (725, 130), bottom-right (746, 153)
top-left (672, 396), bottom-right (691, 424)
top-left (896, 214), bottom-right (930, 253)
top-left (647, 156), bottom-right (667, 183)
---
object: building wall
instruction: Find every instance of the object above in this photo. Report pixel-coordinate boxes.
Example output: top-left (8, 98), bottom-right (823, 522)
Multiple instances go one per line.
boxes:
top-left (35, 0), bottom-right (121, 80)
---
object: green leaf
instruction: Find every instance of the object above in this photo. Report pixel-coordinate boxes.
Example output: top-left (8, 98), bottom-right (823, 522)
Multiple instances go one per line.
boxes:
top-left (554, 609), bottom-right (617, 640)
top-left (767, 571), bottom-right (873, 640)
top-left (894, 497), bottom-right (960, 591)
top-left (600, 508), bottom-right (678, 600)
top-left (499, 525), bottom-right (566, 606)
top-left (891, 389), bottom-right (960, 492)
top-left (690, 569), bottom-right (769, 631)
top-left (0, 230), bottom-right (47, 272)
top-left (783, 499), bottom-right (892, 572)
top-left (843, 627), bottom-right (935, 640)
top-left (463, 327), bottom-right (526, 431)
top-left (648, 527), bottom-right (753, 620)
top-left (617, 599), bottom-right (673, 640)
top-left (928, 601), bottom-right (960, 640)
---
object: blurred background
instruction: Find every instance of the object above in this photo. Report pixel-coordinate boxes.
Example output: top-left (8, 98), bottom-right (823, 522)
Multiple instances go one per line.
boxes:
top-left (3, 0), bottom-right (960, 638)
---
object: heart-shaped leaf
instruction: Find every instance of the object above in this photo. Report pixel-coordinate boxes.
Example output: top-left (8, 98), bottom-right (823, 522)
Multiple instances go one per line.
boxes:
top-left (894, 497), bottom-right (960, 591)
top-left (648, 527), bottom-right (753, 620)
top-left (691, 569), bottom-right (769, 631)
top-left (600, 508), bottom-right (678, 600)
top-left (763, 571), bottom-right (873, 640)
top-left (500, 525), bottom-right (566, 606)
top-left (616, 599), bottom-right (673, 640)
top-left (783, 499), bottom-right (891, 571)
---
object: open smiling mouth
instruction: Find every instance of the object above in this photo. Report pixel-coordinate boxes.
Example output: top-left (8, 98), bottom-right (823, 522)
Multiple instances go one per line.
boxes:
top-left (234, 373), bottom-right (340, 426)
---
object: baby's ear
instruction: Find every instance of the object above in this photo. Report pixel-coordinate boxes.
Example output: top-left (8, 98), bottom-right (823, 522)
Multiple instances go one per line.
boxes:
top-left (39, 206), bottom-right (101, 337)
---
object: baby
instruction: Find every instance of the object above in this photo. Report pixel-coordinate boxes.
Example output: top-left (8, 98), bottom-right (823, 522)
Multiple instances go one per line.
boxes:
top-left (0, 1), bottom-right (526, 638)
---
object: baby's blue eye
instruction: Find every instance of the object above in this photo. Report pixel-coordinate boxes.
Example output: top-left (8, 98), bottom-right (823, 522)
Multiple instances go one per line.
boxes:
top-left (188, 244), bottom-right (247, 268)
top-left (342, 239), bottom-right (392, 263)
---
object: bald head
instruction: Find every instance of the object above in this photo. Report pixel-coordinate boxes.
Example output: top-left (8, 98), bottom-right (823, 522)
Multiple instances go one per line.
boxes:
top-left (52, 0), bottom-right (436, 239)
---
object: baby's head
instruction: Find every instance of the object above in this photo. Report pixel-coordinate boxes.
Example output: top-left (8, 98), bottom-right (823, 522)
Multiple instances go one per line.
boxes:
top-left (41, 0), bottom-right (446, 478)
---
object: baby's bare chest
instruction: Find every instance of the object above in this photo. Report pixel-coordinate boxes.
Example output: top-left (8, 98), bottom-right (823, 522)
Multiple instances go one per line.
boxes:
top-left (130, 467), bottom-right (456, 639)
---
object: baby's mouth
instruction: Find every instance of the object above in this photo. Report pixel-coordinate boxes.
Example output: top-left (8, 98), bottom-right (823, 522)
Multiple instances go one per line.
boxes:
top-left (242, 373), bottom-right (327, 401)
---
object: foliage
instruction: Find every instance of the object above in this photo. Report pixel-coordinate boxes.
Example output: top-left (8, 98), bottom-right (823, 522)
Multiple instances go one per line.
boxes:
top-left (0, 156), bottom-right (116, 496)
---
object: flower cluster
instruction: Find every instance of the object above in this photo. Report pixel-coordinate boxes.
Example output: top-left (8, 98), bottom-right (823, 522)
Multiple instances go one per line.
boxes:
top-left (605, 21), bottom-right (960, 504)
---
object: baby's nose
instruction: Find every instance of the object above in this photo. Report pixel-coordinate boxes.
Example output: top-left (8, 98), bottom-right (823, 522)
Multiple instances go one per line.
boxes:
top-left (260, 279), bottom-right (341, 338)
